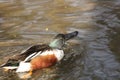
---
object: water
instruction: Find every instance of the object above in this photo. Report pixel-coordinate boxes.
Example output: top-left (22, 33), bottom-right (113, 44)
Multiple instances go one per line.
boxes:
top-left (0, 0), bottom-right (120, 80)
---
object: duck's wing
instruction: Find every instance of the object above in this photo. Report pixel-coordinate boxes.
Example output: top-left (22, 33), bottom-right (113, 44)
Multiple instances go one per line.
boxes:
top-left (19, 44), bottom-right (51, 62)
top-left (0, 44), bottom-right (51, 68)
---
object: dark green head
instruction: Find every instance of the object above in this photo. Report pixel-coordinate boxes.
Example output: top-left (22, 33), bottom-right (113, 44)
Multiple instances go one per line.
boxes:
top-left (49, 31), bottom-right (78, 49)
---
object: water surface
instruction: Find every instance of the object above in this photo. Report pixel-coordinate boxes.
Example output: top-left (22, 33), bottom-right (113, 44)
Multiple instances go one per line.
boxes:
top-left (0, 0), bottom-right (120, 80)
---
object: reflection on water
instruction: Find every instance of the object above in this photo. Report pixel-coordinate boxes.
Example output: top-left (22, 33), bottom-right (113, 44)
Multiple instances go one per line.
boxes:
top-left (0, 0), bottom-right (120, 80)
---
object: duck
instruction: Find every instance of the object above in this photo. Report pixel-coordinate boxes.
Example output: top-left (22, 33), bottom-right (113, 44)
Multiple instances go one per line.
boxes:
top-left (1, 31), bottom-right (78, 78)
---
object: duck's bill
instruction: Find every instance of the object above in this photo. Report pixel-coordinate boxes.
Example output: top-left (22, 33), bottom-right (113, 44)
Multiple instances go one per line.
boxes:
top-left (64, 31), bottom-right (78, 41)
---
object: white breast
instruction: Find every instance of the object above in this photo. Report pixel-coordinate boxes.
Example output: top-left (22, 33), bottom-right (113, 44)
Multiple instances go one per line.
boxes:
top-left (52, 49), bottom-right (64, 61)
top-left (40, 49), bottom-right (64, 61)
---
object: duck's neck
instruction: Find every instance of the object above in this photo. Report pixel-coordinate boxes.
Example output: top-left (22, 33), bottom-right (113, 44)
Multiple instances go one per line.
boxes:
top-left (49, 39), bottom-right (64, 49)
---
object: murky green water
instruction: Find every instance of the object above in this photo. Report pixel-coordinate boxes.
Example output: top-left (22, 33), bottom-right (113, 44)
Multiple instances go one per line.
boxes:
top-left (0, 0), bottom-right (120, 80)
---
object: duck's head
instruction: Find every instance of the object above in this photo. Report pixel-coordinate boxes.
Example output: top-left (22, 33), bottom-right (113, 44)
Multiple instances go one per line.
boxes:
top-left (49, 31), bottom-right (78, 49)
top-left (0, 59), bottom-right (19, 70)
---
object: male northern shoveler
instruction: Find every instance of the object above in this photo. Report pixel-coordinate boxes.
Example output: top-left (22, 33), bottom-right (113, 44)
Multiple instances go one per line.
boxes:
top-left (1, 31), bottom-right (78, 78)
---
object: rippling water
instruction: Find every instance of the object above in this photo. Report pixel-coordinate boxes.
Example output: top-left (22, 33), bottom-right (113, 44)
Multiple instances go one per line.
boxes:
top-left (0, 0), bottom-right (120, 80)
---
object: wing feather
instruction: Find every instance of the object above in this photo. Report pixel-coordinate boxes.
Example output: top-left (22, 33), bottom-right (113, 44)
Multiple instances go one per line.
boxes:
top-left (19, 44), bottom-right (51, 61)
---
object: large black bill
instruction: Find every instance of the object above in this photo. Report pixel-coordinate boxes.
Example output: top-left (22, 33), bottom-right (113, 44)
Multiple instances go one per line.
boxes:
top-left (64, 31), bottom-right (78, 41)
